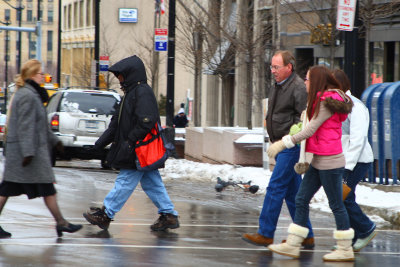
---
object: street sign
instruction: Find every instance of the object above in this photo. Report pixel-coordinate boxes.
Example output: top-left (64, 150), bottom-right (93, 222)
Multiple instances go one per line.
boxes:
top-left (99, 55), bottom-right (109, 71)
top-left (336, 0), bottom-right (357, 31)
top-left (119, 8), bottom-right (138, 23)
top-left (155, 28), bottom-right (168, 52)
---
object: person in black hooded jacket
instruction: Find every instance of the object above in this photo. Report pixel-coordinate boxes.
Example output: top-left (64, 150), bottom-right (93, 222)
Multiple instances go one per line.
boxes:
top-left (83, 55), bottom-right (179, 232)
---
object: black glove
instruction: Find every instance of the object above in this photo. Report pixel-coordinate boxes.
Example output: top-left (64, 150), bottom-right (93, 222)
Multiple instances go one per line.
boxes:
top-left (22, 156), bottom-right (34, 167)
top-left (85, 146), bottom-right (101, 153)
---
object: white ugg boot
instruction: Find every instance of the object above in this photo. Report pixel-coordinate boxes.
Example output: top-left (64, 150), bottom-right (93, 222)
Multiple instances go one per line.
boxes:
top-left (323, 229), bottom-right (355, 262)
top-left (268, 223), bottom-right (309, 258)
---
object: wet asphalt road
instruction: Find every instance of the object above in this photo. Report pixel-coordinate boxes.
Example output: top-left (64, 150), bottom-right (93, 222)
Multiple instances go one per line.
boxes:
top-left (0, 159), bottom-right (399, 267)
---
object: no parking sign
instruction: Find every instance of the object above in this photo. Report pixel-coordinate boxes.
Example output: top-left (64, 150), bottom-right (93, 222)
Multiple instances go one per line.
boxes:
top-left (155, 28), bottom-right (168, 52)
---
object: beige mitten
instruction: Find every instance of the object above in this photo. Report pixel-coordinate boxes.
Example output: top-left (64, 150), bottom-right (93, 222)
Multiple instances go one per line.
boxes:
top-left (267, 135), bottom-right (295, 158)
top-left (267, 140), bottom-right (286, 158)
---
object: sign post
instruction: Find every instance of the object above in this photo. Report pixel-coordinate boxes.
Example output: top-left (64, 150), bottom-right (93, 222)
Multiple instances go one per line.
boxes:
top-left (154, 28), bottom-right (168, 52)
top-left (336, 0), bottom-right (357, 31)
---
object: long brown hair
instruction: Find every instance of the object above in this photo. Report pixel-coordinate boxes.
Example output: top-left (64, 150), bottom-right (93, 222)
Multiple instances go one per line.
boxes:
top-left (333, 69), bottom-right (351, 93)
top-left (306, 65), bottom-right (341, 119)
top-left (15, 59), bottom-right (41, 88)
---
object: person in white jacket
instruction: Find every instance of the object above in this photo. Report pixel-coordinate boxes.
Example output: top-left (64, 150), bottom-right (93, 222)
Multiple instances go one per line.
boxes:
top-left (334, 69), bottom-right (376, 252)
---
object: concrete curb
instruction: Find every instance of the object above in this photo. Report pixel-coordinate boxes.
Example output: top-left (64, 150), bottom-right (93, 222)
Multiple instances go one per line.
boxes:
top-left (360, 204), bottom-right (400, 226)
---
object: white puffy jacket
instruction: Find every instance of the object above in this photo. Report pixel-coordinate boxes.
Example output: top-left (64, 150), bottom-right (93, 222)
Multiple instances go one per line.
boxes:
top-left (341, 91), bottom-right (374, 171)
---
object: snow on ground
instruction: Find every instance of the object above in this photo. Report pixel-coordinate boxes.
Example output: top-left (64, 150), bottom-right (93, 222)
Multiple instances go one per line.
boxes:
top-left (162, 158), bottom-right (400, 227)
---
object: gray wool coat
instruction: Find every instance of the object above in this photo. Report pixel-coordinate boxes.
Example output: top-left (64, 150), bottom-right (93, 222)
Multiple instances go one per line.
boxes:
top-left (3, 83), bottom-right (59, 183)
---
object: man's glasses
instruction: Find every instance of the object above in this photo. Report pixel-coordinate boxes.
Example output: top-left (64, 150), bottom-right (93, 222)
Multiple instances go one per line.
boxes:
top-left (37, 72), bottom-right (44, 75)
top-left (269, 65), bottom-right (285, 71)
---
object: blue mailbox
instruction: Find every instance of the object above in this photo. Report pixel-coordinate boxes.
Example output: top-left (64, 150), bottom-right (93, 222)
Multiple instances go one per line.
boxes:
top-left (369, 83), bottom-right (392, 184)
top-left (361, 83), bottom-right (382, 182)
top-left (382, 81), bottom-right (400, 184)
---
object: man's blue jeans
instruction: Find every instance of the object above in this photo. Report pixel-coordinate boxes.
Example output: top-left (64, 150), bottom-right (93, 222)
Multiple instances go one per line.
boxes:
top-left (103, 169), bottom-right (178, 219)
top-left (343, 163), bottom-right (375, 239)
top-left (258, 146), bottom-right (314, 238)
top-left (295, 165), bottom-right (350, 230)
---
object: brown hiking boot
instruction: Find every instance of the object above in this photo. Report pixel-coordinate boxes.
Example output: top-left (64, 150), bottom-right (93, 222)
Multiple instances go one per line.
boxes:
top-left (150, 213), bottom-right (180, 231)
top-left (242, 233), bottom-right (273, 246)
top-left (83, 206), bottom-right (112, 230)
top-left (282, 237), bottom-right (315, 249)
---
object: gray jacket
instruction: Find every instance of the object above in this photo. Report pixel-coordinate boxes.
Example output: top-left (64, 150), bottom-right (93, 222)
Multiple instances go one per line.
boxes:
top-left (3, 83), bottom-right (59, 183)
top-left (266, 72), bottom-right (307, 143)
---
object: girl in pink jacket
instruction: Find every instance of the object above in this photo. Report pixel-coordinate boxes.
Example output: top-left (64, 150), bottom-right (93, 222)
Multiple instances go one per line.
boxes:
top-left (267, 65), bottom-right (354, 262)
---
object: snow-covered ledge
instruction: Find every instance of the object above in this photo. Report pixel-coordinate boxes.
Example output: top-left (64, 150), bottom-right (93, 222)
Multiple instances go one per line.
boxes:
top-left (184, 127), bottom-right (264, 166)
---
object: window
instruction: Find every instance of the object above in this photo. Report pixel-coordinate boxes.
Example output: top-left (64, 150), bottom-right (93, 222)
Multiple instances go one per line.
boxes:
top-left (74, 2), bottom-right (78, 28)
top-left (67, 5), bottom-right (72, 29)
top-left (5, 9), bottom-right (10, 21)
top-left (48, 10), bottom-right (53, 22)
top-left (63, 6), bottom-right (67, 30)
top-left (28, 32), bottom-right (36, 59)
top-left (86, 0), bottom-right (91, 26)
top-left (47, 31), bottom-right (53, 52)
top-left (60, 92), bottom-right (119, 116)
top-left (79, 0), bottom-right (84, 27)
top-left (16, 9), bottom-right (21, 21)
top-left (27, 10), bottom-right (33, 22)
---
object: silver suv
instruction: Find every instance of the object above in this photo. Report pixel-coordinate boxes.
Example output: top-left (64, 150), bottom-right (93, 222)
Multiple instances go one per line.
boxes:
top-left (46, 88), bottom-right (121, 168)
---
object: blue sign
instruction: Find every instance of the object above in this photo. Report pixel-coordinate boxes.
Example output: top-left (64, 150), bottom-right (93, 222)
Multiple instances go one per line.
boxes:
top-left (155, 41), bottom-right (167, 52)
top-left (99, 64), bottom-right (108, 71)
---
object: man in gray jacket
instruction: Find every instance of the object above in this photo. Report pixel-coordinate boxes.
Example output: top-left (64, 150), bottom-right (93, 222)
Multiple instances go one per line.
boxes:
top-left (242, 50), bottom-right (314, 247)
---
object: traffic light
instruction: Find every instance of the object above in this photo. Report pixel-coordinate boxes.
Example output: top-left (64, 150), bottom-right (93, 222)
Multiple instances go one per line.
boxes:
top-left (45, 74), bottom-right (52, 83)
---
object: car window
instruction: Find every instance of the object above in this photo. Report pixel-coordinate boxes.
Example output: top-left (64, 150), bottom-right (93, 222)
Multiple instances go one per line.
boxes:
top-left (47, 92), bottom-right (63, 113)
top-left (0, 115), bottom-right (6, 124)
top-left (60, 92), bottom-right (119, 116)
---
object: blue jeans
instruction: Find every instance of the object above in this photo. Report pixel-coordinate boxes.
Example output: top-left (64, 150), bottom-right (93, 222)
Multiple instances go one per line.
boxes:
top-left (295, 165), bottom-right (350, 230)
top-left (258, 146), bottom-right (314, 238)
top-left (103, 169), bottom-right (178, 219)
top-left (343, 163), bottom-right (375, 239)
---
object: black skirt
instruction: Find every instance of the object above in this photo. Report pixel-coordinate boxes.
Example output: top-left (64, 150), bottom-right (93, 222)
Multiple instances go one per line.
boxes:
top-left (0, 181), bottom-right (57, 199)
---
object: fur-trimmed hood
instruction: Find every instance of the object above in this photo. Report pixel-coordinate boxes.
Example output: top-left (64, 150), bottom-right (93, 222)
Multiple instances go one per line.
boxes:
top-left (322, 89), bottom-right (353, 114)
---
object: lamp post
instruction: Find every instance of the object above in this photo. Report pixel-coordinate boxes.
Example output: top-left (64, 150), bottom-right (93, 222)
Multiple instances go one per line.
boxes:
top-left (0, 19), bottom-right (10, 113)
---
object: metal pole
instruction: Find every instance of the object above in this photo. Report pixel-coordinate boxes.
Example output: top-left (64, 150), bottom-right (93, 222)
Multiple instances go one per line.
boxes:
top-left (17, 0), bottom-right (22, 71)
top-left (36, 21), bottom-right (42, 61)
top-left (95, 0), bottom-right (100, 87)
top-left (166, 0), bottom-right (175, 127)
top-left (57, 0), bottom-right (62, 84)
top-left (4, 22), bottom-right (10, 113)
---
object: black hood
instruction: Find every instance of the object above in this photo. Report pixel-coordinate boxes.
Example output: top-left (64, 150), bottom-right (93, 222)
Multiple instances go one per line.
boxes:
top-left (108, 55), bottom-right (147, 89)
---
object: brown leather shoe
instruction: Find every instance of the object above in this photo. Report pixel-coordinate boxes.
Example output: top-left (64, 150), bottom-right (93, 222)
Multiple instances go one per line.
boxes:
top-left (281, 237), bottom-right (315, 249)
top-left (242, 233), bottom-right (273, 246)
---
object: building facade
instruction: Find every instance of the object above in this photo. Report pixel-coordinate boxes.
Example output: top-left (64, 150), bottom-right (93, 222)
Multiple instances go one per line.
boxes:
top-left (0, 0), bottom-right (59, 88)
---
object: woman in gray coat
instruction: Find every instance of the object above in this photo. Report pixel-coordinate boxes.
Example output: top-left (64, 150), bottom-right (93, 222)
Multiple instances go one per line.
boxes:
top-left (0, 59), bottom-right (82, 238)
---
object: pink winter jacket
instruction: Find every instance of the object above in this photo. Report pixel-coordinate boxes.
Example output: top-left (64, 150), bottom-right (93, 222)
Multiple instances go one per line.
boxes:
top-left (306, 90), bottom-right (352, 155)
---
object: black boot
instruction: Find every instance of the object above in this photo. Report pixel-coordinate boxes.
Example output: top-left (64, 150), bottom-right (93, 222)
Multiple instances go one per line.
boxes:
top-left (56, 222), bottom-right (83, 237)
top-left (83, 206), bottom-right (112, 230)
top-left (0, 226), bottom-right (11, 238)
top-left (150, 213), bottom-right (180, 231)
